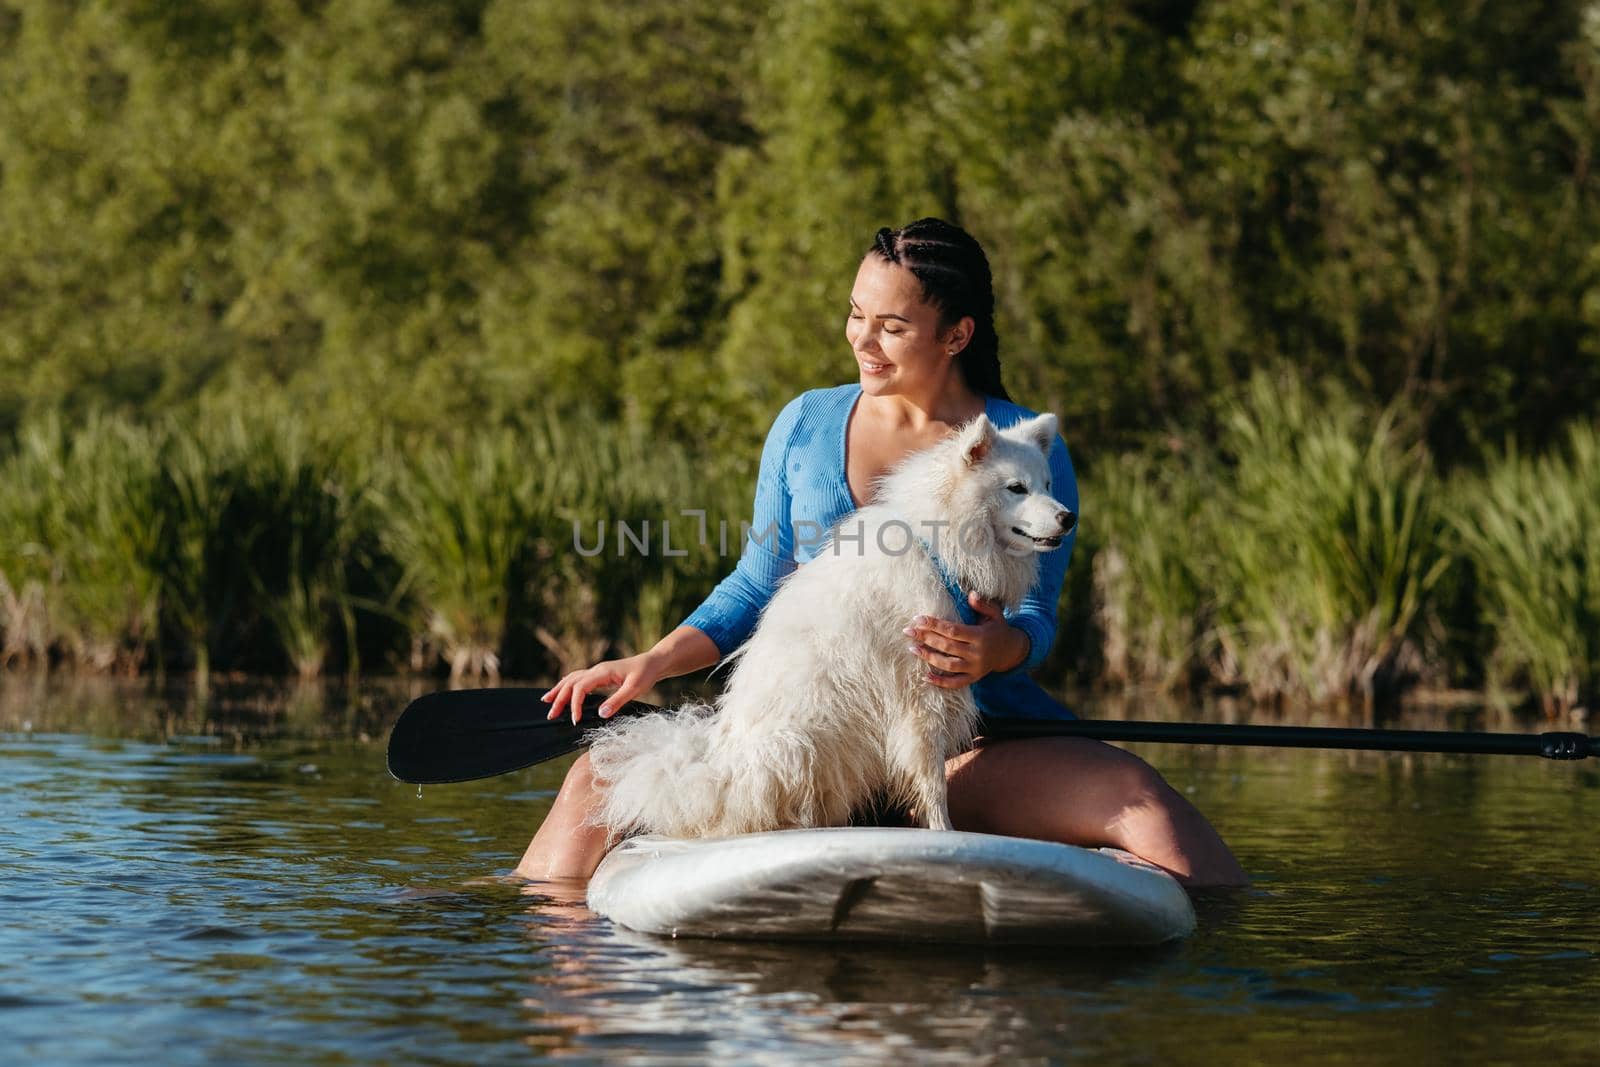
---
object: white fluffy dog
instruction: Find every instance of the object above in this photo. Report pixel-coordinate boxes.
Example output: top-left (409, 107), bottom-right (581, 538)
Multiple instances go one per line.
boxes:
top-left (588, 412), bottom-right (1074, 838)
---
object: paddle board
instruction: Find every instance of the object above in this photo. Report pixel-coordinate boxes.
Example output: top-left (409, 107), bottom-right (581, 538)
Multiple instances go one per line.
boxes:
top-left (586, 827), bottom-right (1195, 946)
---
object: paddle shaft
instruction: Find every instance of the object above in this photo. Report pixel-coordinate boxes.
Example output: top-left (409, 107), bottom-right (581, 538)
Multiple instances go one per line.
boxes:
top-left (979, 718), bottom-right (1599, 760)
top-left (528, 699), bottom-right (1600, 760)
top-left (385, 688), bottom-right (1599, 784)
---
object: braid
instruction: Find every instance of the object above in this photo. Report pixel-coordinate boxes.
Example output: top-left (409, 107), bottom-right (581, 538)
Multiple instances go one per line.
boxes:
top-left (869, 218), bottom-right (1010, 402)
top-left (873, 226), bottom-right (898, 260)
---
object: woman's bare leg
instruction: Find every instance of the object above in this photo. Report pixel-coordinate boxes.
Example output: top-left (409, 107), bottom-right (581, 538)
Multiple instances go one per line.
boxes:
top-left (517, 740), bottom-right (1246, 887)
top-left (946, 736), bottom-right (1248, 888)
top-left (515, 753), bottom-right (613, 881)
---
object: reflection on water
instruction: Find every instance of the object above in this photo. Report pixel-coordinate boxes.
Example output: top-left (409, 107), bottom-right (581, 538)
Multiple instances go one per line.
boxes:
top-left (2, 677), bottom-right (1597, 1064)
top-left (516, 915), bottom-right (1189, 1064)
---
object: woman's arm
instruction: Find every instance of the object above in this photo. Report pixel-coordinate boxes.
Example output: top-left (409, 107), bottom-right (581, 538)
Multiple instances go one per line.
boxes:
top-left (541, 624), bottom-right (721, 723)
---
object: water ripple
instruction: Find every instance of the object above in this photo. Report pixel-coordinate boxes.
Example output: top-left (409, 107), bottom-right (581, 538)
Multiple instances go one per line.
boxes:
top-left (3, 697), bottom-right (1599, 1064)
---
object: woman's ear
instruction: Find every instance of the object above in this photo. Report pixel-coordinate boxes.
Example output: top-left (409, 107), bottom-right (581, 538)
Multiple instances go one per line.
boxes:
top-left (944, 315), bottom-right (976, 356)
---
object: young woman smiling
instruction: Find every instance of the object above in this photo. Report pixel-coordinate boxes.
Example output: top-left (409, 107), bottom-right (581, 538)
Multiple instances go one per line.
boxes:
top-left (517, 218), bottom-right (1247, 889)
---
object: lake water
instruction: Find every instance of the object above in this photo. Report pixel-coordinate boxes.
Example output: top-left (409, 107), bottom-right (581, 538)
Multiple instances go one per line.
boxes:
top-left (3, 678), bottom-right (1597, 1064)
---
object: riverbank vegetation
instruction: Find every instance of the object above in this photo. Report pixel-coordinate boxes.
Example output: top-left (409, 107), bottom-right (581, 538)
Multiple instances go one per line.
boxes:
top-left (2, 378), bottom-right (1595, 714)
top-left (1, 2), bottom-right (1596, 712)
top-left (0, 406), bottom-right (742, 686)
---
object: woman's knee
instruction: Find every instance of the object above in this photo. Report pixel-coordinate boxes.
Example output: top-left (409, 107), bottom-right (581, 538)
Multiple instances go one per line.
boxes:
top-left (1098, 756), bottom-right (1247, 884)
top-left (561, 751), bottom-right (600, 796)
top-left (952, 737), bottom-right (1245, 886)
top-left (1092, 751), bottom-right (1182, 828)
top-left (1110, 750), bottom-right (1179, 808)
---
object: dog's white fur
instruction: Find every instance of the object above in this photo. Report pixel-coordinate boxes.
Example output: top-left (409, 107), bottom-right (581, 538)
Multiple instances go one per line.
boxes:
top-left (587, 412), bottom-right (1072, 838)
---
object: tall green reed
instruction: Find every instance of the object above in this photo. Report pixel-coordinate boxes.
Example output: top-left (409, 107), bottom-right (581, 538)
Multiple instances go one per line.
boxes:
top-left (220, 411), bottom-right (374, 679)
top-left (1450, 424), bottom-right (1600, 715)
top-left (1085, 450), bottom-right (1213, 689)
top-left (0, 415), bottom-right (164, 670)
top-left (1209, 374), bottom-right (1449, 702)
top-left (27, 387), bottom-right (1592, 710)
top-left (154, 422), bottom-right (242, 682)
top-left (378, 427), bottom-right (548, 681)
top-left (0, 407), bottom-right (381, 680)
top-left (0, 421), bottom-right (60, 665)
top-left (61, 418), bottom-right (166, 669)
top-left (376, 411), bottom-right (742, 682)
top-left (1, 401), bottom-right (739, 684)
top-left (157, 407), bottom-right (390, 681)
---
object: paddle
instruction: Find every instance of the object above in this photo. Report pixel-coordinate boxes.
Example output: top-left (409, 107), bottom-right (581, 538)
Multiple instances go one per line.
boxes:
top-left (386, 688), bottom-right (650, 784)
top-left (386, 687), bottom-right (1600, 784)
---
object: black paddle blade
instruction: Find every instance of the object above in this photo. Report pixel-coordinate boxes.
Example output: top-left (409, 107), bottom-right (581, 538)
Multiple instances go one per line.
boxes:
top-left (385, 687), bottom-right (655, 784)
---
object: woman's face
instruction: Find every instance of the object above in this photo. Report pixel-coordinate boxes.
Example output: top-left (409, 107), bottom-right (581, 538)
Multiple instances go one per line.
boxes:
top-left (845, 255), bottom-right (970, 398)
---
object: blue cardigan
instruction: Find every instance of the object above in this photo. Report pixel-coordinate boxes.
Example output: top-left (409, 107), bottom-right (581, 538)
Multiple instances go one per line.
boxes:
top-left (681, 383), bottom-right (1078, 720)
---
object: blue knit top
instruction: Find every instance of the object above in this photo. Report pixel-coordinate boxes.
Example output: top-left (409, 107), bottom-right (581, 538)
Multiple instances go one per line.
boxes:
top-left (681, 383), bottom-right (1078, 720)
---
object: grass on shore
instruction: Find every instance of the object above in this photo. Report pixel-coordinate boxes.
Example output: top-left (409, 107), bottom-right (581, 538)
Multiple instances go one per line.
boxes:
top-left (1080, 373), bottom-right (1454, 706)
top-left (1449, 424), bottom-right (1600, 716)
top-left (0, 405), bottom-right (744, 684)
top-left (2, 385), bottom-right (1595, 712)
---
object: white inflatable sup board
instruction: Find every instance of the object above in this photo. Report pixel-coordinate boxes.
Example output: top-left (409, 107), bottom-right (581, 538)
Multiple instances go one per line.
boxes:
top-left (586, 827), bottom-right (1195, 946)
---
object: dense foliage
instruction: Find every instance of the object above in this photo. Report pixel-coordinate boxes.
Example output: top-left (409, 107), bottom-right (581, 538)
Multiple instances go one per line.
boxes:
top-left (2, 1), bottom-right (1597, 708)
top-left (3, 0), bottom-right (1596, 456)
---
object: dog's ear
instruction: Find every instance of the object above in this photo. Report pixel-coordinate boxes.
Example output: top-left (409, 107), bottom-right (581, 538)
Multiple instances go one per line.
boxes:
top-left (1015, 413), bottom-right (1058, 456)
top-left (957, 414), bottom-right (996, 467)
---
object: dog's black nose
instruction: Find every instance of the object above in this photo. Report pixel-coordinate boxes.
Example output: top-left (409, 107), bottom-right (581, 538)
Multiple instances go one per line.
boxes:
top-left (1058, 509), bottom-right (1077, 534)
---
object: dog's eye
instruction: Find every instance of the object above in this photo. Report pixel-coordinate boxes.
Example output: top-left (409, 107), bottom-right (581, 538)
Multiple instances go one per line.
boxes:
top-left (1007, 482), bottom-right (1027, 495)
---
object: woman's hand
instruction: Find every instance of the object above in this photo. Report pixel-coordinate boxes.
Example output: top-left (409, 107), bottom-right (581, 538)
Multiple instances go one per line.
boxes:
top-left (541, 652), bottom-right (664, 724)
top-left (904, 592), bottom-right (1031, 689)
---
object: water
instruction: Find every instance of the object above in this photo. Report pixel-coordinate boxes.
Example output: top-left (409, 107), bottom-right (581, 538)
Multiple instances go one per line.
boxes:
top-left (3, 679), bottom-right (1598, 1064)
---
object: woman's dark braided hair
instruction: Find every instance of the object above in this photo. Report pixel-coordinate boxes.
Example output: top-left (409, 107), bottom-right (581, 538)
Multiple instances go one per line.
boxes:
top-left (870, 217), bottom-right (1010, 402)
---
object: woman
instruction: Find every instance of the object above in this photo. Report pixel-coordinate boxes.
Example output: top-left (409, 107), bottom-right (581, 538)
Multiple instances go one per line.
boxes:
top-left (518, 218), bottom-right (1247, 888)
